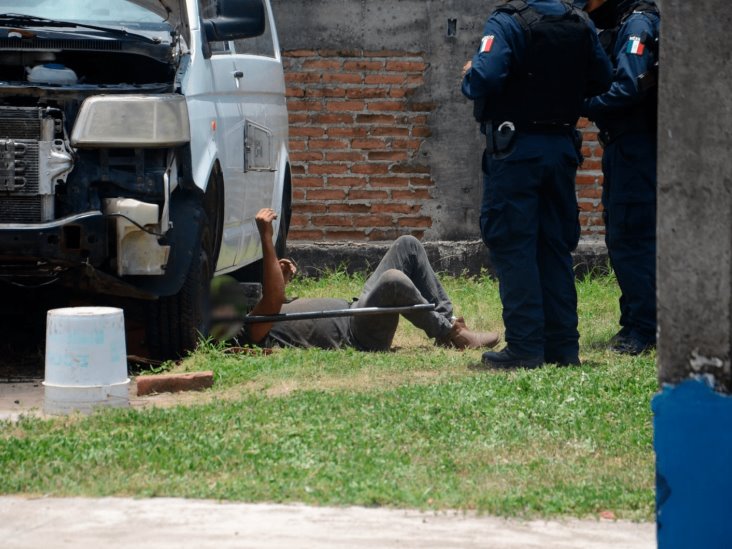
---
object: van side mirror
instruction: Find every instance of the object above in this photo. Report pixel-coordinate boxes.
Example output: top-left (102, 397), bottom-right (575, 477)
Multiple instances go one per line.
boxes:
top-left (203, 0), bottom-right (265, 42)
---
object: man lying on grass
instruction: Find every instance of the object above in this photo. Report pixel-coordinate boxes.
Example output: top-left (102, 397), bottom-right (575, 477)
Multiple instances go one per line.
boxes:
top-left (234, 207), bottom-right (500, 351)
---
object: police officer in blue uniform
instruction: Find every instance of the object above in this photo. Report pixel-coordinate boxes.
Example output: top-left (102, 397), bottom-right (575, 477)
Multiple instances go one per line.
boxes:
top-left (462, 0), bottom-right (612, 369)
top-left (576, 0), bottom-right (660, 354)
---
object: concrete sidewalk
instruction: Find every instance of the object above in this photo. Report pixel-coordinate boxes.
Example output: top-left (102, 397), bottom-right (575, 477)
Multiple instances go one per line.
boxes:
top-left (1, 497), bottom-right (654, 549)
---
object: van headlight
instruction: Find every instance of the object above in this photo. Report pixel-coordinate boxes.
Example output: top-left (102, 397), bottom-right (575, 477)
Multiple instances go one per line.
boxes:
top-left (71, 95), bottom-right (191, 148)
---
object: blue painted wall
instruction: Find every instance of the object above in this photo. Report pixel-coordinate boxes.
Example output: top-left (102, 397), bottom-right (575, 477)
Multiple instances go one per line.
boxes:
top-left (653, 380), bottom-right (732, 548)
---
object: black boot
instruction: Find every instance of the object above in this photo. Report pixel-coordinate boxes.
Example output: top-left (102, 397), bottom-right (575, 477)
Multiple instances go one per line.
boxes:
top-left (481, 348), bottom-right (544, 370)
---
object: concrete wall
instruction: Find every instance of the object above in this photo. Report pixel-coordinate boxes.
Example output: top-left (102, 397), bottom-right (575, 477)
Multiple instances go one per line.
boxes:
top-left (271, 0), bottom-right (605, 241)
top-left (656, 0), bottom-right (732, 393)
top-left (654, 2), bottom-right (732, 546)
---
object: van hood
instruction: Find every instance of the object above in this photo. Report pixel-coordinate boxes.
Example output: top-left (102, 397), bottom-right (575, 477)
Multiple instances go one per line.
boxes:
top-left (129, 0), bottom-right (186, 24)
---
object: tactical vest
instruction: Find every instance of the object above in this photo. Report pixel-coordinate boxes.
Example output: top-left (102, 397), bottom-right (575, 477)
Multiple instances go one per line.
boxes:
top-left (475, 0), bottom-right (595, 126)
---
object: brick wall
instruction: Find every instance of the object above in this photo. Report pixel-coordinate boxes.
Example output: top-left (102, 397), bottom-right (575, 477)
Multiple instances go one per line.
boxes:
top-left (284, 49), bottom-right (605, 242)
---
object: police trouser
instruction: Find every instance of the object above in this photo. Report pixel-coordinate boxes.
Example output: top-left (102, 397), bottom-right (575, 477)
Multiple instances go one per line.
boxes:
top-left (480, 133), bottom-right (581, 360)
top-left (601, 131), bottom-right (657, 343)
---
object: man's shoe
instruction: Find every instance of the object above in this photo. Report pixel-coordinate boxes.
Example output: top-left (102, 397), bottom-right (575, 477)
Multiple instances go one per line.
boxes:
top-left (609, 327), bottom-right (632, 346)
top-left (481, 348), bottom-right (544, 370)
top-left (544, 355), bottom-right (581, 367)
top-left (611, 337), bottom-right (654, 355)
top-left (437, 317), bottom-right (500, 350)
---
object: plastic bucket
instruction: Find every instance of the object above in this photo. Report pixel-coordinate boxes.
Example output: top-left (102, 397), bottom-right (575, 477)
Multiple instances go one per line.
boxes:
top-left (43, 307), bottom-right (130, 415)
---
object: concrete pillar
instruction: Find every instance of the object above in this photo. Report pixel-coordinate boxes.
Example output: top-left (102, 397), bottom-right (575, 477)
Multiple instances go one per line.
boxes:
top-left (655, 1), bottom-right (732, 547)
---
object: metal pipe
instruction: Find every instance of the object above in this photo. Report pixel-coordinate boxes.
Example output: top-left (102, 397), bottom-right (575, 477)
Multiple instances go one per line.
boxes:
top-left (211, 303), bottom-right (436, 324)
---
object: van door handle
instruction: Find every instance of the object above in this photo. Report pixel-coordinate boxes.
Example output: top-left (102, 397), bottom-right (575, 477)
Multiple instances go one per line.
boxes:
top-left (233, 70), bottom-right (244, 78)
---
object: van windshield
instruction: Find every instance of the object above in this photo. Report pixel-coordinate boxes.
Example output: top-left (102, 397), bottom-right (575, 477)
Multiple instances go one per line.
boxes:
top-left (0, 0), bottom-right (166, 25)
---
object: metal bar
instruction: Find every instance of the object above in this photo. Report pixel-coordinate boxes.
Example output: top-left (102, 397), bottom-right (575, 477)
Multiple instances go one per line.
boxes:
top-left (211, 303), bottom-right (436, 325)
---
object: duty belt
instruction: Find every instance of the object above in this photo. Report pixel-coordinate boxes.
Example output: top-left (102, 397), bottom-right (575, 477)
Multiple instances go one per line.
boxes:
top-left (507, 121), bottom-right (575, 134)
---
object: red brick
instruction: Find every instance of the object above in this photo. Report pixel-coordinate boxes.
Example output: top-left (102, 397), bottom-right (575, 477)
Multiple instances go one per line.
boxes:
top-left (582, 159), bottom-right (602, 171)
top-left (370, 176), bottom-right (410, 187)
top-left (327, 101), bottom-right (366, 112)
top-left (391, 163), bottom-right (431, 174)
top-left (303, 59), bottom-right (343, 70)
top-left (312, 114), bottom-right (353, 124)
top-left (367, 101), bottom-right (404, 112)
top-left (351, 139), bottom-right (389, 150)
top-left (371, 203), bottom-right (421, 214)
top-left (397, 216), bottom-right (433, 228)
top-left (343, 60), bottom-right (384, 71)
top-left (328, 127), bottom-right (369, 138)
top-left (368, 151), bottom-right (409, 161)
top-left (393, 189), bottom-right (432, 200)
top-left (350, 164), bottom-right (390, 175)
top-left (323, 230), bottom-right (366, 240)
top-left (391, 139), bottom-right (423, 150)
top-left (286, 88), bottom-right (305, 98)
top-left (308, 163), bottom-right (350, 175)
top-left (293, 177), bottom-right (324, 188)
top-left (410, 176), bottom-right (434, 187)
top-left (289, 229), bottom-right (325, 240)
top-left (328, 176), bottom-right (367, 186)
top-left (323, 73), bottom-right (363, 84)
top-left (307, 88), bottom-right (347, 98)
top-left (328, 203), bottom-right (372, 213)
top-left (355, 114), bottom-right (397, 125)
top-left (285, 50), bottom-right (318, 57)
top-left (136, 371), bottom-right (214, 396)
top-left (365, 74), bottom-right (406, 85)
top-left (578, 188), bottom-right (602, 199)
top-left (309, 139), bottom-right (350, 149)
top-left (578, 201), bottom-right (600, 211)
top-left (576, 174), bottom-right (602, 186)
top-left (354, 215), bottom-right (393, 227)
top-left (349, 190), bottom-right (389, 200)
top-left (371, 127), bottom-right (410, 137)
top-left (326, 151), bottom-right (364, 161)
top-left (311, 215), bottom-right (354, 227)
top-left (285, 72), bottom-right (323, 84)
top-left (362, 50), bottom-right (421, 58)
top-left (386, 61), bottom-right (428, 72)
top-left (307, 189), bottom-right (347, 200)
top-left (289, 127), bottom-right (325, 137)
top-left (290, 152), bottom-right (324, 162)
top-left (412, 126), bottom-right (432, 137)
top-left (288, 113), bottom-right (308, 124)
top-left (346, 88), bottom-right (391, 99)
top-left (294, 203), bottom-right (327, 213)
top-left (287, 100), bottom-right (323, 112)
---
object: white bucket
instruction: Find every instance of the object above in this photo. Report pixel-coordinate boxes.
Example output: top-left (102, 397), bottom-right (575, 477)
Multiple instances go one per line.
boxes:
top-left (43, 307), bottom-right (130, 415)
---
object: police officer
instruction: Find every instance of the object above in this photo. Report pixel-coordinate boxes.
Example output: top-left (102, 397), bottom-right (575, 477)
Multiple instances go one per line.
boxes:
top-left (576, 0), bottom-right (660, 354)
top-left (462, 0), bottom-right (612, 369)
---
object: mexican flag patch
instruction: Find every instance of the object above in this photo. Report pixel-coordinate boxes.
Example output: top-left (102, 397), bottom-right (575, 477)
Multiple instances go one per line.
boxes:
top-left (480, 35), bottom-right (495, 53)
top-left (626, 36), bottom-right (646, 55)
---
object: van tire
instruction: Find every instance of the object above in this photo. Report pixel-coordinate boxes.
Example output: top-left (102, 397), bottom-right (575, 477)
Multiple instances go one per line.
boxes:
top-left (147, 224), bottom-right (212, 360)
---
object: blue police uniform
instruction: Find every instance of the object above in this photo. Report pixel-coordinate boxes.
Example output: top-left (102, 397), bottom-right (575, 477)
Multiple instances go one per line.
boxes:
top-left (582, 1), bottom-right (660, 353)
top-left (462, 0), bottom-right (612, 368)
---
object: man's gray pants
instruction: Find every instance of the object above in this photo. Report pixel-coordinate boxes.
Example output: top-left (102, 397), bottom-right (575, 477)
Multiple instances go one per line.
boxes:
top-left (350, 235), bottom-right (455, 351)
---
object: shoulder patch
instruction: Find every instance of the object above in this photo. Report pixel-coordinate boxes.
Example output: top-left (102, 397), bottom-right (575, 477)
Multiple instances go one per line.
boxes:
top-left (480, 35), bottom-right (495, 53)
top-left (626, 35), bottom-right (646, 55)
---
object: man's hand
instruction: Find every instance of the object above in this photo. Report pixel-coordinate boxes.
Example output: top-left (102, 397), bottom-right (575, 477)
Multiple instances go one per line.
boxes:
top-left (278, 258), bottom-right (297, 285)
top-left (462, 60), bottom-right (472, 77)
top-left (255, 207), bottom-right (277, 240)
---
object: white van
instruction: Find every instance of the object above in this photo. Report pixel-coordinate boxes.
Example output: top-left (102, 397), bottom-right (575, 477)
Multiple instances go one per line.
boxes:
top-left (0, 0), bottom-right (290, 358)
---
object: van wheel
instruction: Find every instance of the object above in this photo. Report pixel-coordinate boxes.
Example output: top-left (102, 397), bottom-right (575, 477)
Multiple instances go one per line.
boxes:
top-left (147, 225), bottom-right (212, 360)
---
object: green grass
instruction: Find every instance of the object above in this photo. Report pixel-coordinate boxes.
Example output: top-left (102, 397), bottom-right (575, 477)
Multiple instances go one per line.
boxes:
top-left (0, 271), bottom-right (657, 520)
